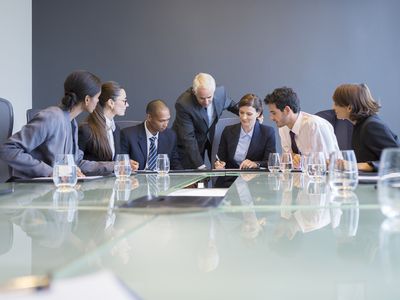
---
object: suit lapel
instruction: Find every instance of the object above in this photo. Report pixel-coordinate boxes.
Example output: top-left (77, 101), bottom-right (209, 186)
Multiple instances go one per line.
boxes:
top-left (246, 122), bottom-right (260, 158)
top-left (138, 124), bottom-right (147, 160)
top-left (228, 124), bottom-right (241, 159)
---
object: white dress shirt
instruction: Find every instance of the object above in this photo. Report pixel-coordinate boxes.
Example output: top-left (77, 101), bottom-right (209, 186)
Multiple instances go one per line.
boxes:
top-left (279, 111), bottom-right (339, 157)
top-left (105, 117), bottom-right (116, 159)
top-left (144, 121), bottom-right (159, 169)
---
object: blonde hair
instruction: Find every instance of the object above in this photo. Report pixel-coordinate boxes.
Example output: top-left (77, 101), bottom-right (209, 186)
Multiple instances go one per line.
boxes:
top-left (192, 73), bottom-right (216, 94)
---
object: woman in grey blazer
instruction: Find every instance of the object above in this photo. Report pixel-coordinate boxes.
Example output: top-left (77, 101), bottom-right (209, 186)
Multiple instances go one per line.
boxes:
top-left (0, 71), bottom-right (134, 179)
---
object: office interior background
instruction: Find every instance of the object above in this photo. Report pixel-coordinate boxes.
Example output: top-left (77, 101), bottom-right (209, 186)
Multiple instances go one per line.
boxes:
top-left (1, 0), bottom-right (399, 136)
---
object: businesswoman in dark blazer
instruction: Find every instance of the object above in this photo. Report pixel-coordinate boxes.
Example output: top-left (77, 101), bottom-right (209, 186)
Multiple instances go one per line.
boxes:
top-left (0, 70), bottom-right (119, 179)
top-left (332, 83), bottom-right (399, 171)
top-left (215, 94), bottom-right (276, 169)
top-left (78, 81), bottom-right (137, 169)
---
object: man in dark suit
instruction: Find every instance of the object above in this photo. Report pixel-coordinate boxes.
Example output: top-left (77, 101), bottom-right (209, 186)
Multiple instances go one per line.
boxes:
top-left (121, 100), bottom-right (182, 170)
top-left (172, 73), bottom-right (238, 169)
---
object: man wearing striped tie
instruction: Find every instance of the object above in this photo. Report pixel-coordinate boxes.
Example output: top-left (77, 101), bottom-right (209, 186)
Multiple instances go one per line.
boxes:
top-left (121, 100), bottom-right (182, 170)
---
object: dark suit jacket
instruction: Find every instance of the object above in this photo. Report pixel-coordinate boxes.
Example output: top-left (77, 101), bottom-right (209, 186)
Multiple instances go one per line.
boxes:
top-left (315, 109), bottom-right (353, 150)
top-left (120, 123), bottom-right (182, 170)
top-left (78, 123), bottom-right (121, 161)
top-left (172, 86), bottom-right (239, 169)
top-left (352, 115), bottom-right (399, 170)
top-left (217, 122), bottom-right (276, 168)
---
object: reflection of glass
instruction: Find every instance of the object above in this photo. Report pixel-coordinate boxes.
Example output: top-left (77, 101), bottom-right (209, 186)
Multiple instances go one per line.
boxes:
top-left (114, 154), bottom-right (131, 179)
top-left (307, 152), bottom-right (326, 180)
top-left (267, 173), bottom-right (280, 191)
top-left (157, 174), bottom-right (170, 193)
top-left (329, 150), bottom-right (358, 194)
top-left (330, 192), bottom-right (359, 238)
top-left (378, 148), bottom-right (400, 218)
top-left (280, 173), bottom-right (293, 191)
top-left (280, 153), bottom-right (293, 173)
top-left (53, 154), bottom-right (77, 188)
top-left (268, 153), bottom-right (281, 173)
top-left (306, 177), bottom-right (327, 195)
top-left (113, 178), bottom-right (132, 201)
top-left (156, 154), bottom-right (170, 175)
top-left (52, 187), bottom-right (79, 223)
top-left (379, 218), bottom-right (400, 283)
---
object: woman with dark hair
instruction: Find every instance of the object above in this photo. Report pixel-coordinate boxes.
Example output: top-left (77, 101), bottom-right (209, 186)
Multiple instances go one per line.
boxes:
top-left (78, 81), bottom-right (133, 162)
top-left (333, 83), bottom-right (399, 171)
top-left (0, 70), bottom-right (133, 179)
top-left (215, 93), bottom-right (276, 169)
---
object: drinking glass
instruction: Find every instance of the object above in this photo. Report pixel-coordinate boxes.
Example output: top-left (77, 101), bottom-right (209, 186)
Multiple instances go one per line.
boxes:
top-left (328, 150), bottom-right (358, 194)
top-left (280, 153), bottom-right (293, 173)
top-left (156, 154), bottom-right (170, 175)
top-left (53, 154), bottom-right (77, 188)
top-left (114, 154), bottom-right (132, 179)
top-left (307, 152), bottom-right (327, 180)
top-left (300, 153), bottom-right (310, 173)
top-left (378, 148), bottom-right (400, 218)
top-left (268, 153), bottom-right (281, 173)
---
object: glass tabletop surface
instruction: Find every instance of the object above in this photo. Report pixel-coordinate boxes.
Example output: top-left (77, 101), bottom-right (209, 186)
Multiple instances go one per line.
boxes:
top-left (1, 172), bottom-right (398, 299)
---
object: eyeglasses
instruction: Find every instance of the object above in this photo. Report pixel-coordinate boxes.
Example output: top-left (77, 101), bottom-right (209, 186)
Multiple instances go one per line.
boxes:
top-left (118, 99), bottom-right (128, 106)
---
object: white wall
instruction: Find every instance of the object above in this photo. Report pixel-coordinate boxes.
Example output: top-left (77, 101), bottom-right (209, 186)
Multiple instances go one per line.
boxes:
top-left (0, 0), bottom-right (32, 132)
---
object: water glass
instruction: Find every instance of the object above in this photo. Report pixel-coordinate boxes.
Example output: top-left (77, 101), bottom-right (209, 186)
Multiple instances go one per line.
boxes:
top-left (268, 153), bottom-right (281, 173)
top-left (328, 150), bottom-right (358, 194)
top-left (53, 154), bottom-right (77, 188)
top-left (280, 153), bottom-right (293, 173)
top-left (300, 153), bottom-right (310, 173)
top-left (114, 154), bottom-right (132, 179)
top-left (378, 148), bottom-right (400, 218)
top-left (156, 154), bottom-right (170, 175)
top-left (307, 152), bottom-right (327, 180)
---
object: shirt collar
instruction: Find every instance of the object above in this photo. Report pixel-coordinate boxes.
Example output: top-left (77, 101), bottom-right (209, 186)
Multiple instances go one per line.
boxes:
top-left (144, 120), bottom-right (159, 140)
top-left (106, 117), bottom-right (116, 132)
top-left (291, 111), bottom-right (304, 135)
top-left (240, 126), bottom-right (254, 139)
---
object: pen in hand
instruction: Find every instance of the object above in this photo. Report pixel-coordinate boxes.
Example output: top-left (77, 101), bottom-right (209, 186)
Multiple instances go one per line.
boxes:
top-left (215, 154), bottom-right (221, 162)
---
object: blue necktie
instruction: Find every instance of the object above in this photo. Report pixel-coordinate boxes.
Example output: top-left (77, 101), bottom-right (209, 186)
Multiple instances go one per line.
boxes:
top-left (147, 136), bottom-right (157, 170)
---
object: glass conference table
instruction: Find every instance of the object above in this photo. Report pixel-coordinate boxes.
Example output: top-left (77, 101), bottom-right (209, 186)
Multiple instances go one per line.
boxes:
top-left (0, 171), bottom-right (399, 299)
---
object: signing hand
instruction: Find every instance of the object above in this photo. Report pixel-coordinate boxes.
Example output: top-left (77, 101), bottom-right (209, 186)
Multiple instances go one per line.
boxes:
top-left (214, 160), bottom-right (226, 169)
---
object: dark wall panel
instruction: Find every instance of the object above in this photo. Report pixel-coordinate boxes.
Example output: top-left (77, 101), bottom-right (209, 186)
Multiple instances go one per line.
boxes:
top-left (33, 0), bottom-right (400, 134)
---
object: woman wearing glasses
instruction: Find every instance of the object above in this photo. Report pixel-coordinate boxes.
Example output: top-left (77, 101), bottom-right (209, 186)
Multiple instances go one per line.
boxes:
top-left (78, 81), bottom-right (136, 166)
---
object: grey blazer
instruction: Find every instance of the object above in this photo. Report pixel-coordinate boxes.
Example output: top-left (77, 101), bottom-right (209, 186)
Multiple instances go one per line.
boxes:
top-left (0, 106), bottom-right (114, 179)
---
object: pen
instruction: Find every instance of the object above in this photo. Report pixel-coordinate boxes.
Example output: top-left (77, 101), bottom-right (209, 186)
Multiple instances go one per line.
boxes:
top-left (215, 154), bottom-right (221, 162)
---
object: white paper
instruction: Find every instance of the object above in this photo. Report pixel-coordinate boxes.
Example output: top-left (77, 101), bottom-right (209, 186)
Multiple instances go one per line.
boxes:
top-left (168, 188), bottom-right (228, 197)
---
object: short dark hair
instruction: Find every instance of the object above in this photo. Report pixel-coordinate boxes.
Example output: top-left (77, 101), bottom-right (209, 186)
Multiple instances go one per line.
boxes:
top-left (332, 83), bottom-right (380, 122)
top-left (146, 99), bottom-right (168, 115)
top-left (264, 87), bottom-right (300, 113)
top-left (238, 93), bottom-right (263, 113)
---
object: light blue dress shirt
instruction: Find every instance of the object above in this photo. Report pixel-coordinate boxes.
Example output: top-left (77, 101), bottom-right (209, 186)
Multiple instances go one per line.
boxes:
top-left (233, 126), bottom-right (254, 165)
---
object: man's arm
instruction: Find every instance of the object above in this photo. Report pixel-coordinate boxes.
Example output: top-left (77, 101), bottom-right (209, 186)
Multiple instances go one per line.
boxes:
top-left (174, 102), bottom-right (205, 168)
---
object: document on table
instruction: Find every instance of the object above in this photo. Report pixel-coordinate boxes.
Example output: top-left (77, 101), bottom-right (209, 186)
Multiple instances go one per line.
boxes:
top-left (0, 271), bottom-right (140, 299)
top-left (358, 175), bottom-right (379, 184)
top-left (168, 188), bottom-right (229, 197)
top-left (15, 176), bottom-right (103, 183)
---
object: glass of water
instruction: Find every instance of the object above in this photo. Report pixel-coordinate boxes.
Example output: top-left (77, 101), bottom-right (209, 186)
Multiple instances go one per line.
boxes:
top-left (307, 152), bottom-right (327, 180)
top-left (328, 150), bottom-right (358, 194)
top-left (114, 154), bottom-right (132, 179)
top-left (53, 154), bottom-right (77, 188)
top-left (378, 148), bottom-right (400, 218)
top-left (280, 152), bottom-right (293, 173)
top-left (268, 153), bottom-right (281, 173)
top-left (156, 154), bottom-right (170, 175)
